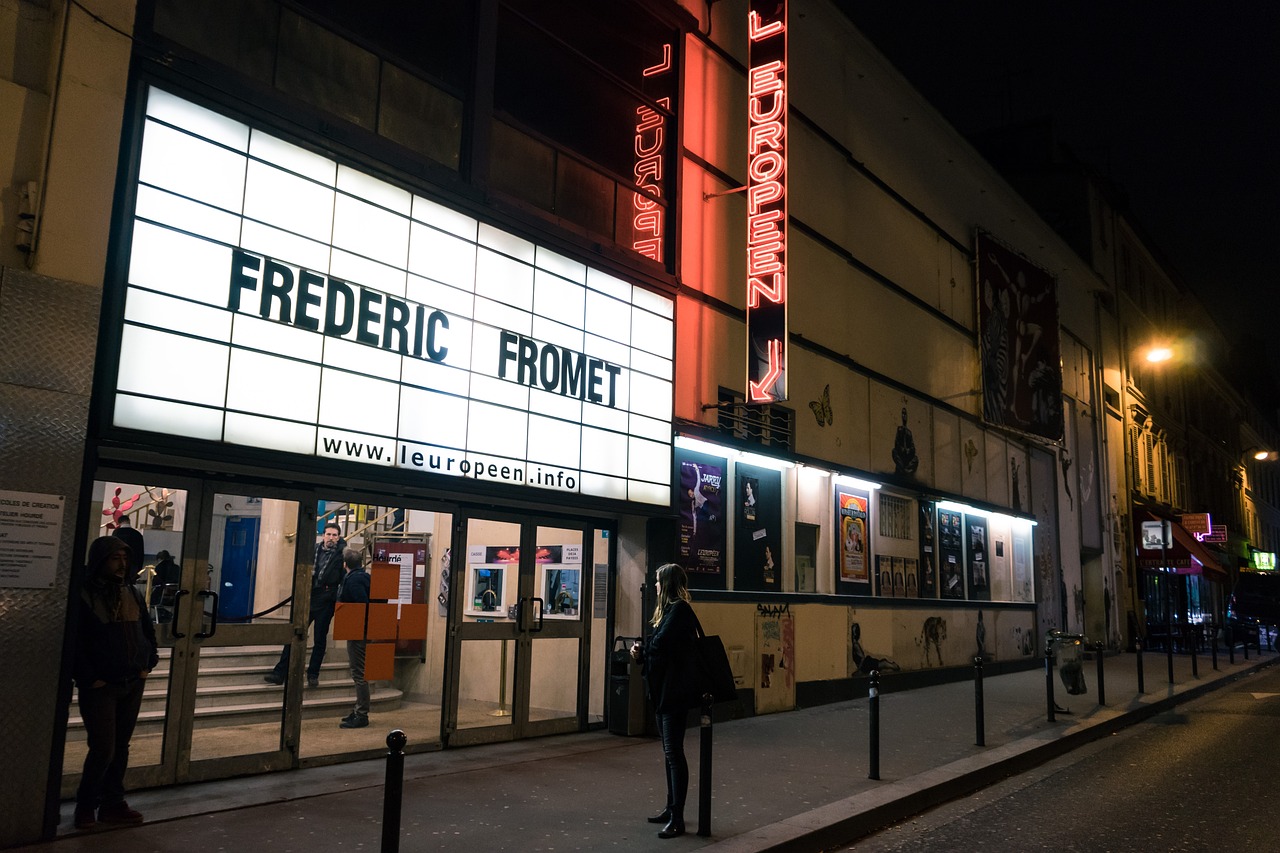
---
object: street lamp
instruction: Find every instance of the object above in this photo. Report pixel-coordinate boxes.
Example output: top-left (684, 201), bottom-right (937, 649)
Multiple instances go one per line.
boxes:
top-left (1251, 449), bottom-right (1278, 462)
top-left (1145, 345), bottom-right (1174, 364)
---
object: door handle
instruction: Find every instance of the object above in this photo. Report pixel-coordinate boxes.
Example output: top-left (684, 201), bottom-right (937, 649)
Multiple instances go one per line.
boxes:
top-left (169, 588), bottom-right (189, 639)
top-left (195, 589), bottom-right (219, 639)
top-left (531, 597), bottom-right (544, 633)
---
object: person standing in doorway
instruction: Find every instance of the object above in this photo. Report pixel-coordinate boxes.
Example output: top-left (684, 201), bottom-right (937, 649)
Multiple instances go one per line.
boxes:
top-left (72, 536), bottom-right (159, 830)
top-left (630, 563), bottom-right (700, 839)
top-left (337, 547), bottom-right (370, 729)
top-left (265, 522), bottom-right (346, 687)
top-left (112, 515), bottom-right (145, 582)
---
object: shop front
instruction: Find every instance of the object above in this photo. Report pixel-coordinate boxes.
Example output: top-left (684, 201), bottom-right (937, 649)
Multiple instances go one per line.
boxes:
top-left (62, 83), bottom-right (674, 794)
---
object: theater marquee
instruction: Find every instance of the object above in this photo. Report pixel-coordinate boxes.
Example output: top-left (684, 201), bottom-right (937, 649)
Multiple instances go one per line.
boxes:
top-left (113, 88), bottom-right (674, 506)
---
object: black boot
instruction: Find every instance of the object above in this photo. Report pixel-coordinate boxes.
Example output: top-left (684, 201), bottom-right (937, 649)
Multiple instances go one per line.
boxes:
top-left (658, 816), bottom-right (685, 839)
top-left (647, 808), bottom-right (672, 824)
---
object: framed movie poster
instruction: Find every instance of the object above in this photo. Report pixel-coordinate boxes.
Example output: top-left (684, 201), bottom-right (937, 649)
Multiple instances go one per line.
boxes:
top-left (677, 449), bottom-right (727, 589)
top-left (903, 557), bottom-right (919, 598)
top-left (938, 507), bottom-right (965, 599)
top-left (734, 464), bottom-right (782, 592)
top-left (836, 484), bottom-right (872, 595)
top-left (876, 555), bottom-right (893, 597)
top-left (918, 499), bottom-right (938, 599)
top-left (965, 514), bottom-right (991, 601)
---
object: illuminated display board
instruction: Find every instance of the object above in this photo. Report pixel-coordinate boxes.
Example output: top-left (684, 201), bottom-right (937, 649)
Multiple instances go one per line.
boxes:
top-left (113, 88), bottom-right (674, 506)
top-left (633, 44), bottom-right (672, 262)
top-left (745, 0), bottom-right (788, 403)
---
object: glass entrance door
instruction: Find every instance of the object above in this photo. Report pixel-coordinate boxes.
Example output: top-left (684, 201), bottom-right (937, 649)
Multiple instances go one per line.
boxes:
top-left (62, 476), bottom-right (304, 797)
top-left (445, 513), bottom-right (594, 745)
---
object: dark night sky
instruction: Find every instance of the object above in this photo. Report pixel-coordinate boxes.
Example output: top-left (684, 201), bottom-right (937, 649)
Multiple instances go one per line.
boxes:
top-left (844, 2), bottom-right (1280, 399)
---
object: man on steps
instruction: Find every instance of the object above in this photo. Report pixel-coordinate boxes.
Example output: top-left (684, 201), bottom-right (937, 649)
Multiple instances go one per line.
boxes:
top-left (265, 522), bottom-right (345, 688)
top-left (337, 547), bottom-right (371, 729)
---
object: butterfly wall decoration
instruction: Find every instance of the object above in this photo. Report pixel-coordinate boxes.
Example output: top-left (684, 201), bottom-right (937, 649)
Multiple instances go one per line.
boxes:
top-left (809, 384), bottom-right (833, 427)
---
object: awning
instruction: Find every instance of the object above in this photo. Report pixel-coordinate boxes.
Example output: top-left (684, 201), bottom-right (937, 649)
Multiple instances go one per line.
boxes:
top-left (1134, 511), bottom-right (1228, 581)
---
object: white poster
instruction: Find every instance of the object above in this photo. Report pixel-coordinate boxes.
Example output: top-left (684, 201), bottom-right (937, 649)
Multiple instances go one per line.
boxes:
top-left (0, 490), bottom-right (65, 589)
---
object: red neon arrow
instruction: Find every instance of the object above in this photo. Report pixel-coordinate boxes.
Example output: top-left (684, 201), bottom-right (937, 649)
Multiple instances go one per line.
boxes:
top-left (749, 338), bottom-right (783, 401)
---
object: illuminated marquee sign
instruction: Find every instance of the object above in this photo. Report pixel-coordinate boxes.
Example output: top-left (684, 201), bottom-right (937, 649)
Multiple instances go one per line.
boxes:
top-left (113, 88), bottom-right (674, 506)
top-left (746, 0), bottom-right (787, 403)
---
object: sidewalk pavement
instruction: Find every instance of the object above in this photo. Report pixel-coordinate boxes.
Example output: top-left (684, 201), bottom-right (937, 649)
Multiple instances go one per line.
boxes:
top-left (24, 645), bottom-right (1280, 853)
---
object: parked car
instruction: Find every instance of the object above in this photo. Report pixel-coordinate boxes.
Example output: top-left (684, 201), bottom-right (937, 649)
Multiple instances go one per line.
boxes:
top-left (1226, 571), bottom-right (1280, 649)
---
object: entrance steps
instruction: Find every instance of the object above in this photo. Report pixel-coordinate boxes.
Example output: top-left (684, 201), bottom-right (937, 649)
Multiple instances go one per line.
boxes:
top-left (67, 645), bottom-right (403, 737)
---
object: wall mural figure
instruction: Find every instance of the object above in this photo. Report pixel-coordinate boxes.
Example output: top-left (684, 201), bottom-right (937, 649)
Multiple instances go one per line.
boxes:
top-left (964, 438), bottom-right (979, 474)
top-left (919, 616), bottom-right (946, 667)
top-left (809, 383), bottom-right (833, 427)
top-left (1010, 455), bottom-right (1023, 513)
top-left (851, 622), bottom-right (900, 674)
top-left (892, 405), bottom-right (919, 477)
top-left (975, 610), bottom-right (988, 660)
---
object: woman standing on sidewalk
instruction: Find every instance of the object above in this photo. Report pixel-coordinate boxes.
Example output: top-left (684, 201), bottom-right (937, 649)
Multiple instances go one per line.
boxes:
top-left (631, 563), bottom-right (699, 839)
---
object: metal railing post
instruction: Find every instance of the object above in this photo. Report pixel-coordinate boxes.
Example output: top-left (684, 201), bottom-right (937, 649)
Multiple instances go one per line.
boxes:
top-left (697, 694), bottom-right (713, 837)
top-left (1136, 638), bottom-right (1145, 694)
top-left (1045, 646), bottom-right (1056, 723)
top-left (974, 656), bottom-right (985, 746)
top-left (1094, 643), bottom-right (1106, 706)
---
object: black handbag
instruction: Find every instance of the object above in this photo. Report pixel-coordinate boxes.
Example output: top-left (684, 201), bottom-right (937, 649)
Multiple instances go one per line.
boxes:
top-left (689, 609), bottom-right (738, 705)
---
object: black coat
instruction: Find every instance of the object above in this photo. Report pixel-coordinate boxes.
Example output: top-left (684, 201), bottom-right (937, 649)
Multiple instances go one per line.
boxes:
top-left (311, 539), bottom-right (347, 609)
top-left (74, 579), bottom-right (159, 688)
top-left (643, 599), bottom-right (700, 714)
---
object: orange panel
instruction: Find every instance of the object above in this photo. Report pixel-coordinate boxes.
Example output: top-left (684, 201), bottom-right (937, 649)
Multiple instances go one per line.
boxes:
top-left (365, 642), bottom-right (395, 680)
top-left (397, 603), bottom-right (428, 640)
top-left (367, 602), bottom-right (399, 640)
top-left (370, 563), bottom-right (399, 599)
top-left (332, 602), bottom-right (367, 641)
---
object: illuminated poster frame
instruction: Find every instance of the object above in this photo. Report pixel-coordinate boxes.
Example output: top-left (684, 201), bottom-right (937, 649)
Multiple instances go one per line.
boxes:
top-left (111, 88), bottom-right (674, 507)
top-left (745, 0), bottom-right (788, 402)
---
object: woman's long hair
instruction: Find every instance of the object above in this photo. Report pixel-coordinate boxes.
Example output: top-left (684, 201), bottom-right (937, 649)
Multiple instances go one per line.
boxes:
top-left (649, 562), bottom-right (691, 627)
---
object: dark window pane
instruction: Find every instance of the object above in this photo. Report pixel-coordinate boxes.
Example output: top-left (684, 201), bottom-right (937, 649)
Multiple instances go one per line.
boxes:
top-left (153, 0), bottom-right (278, 84)
top-left (275, 9), bottom-right (379, 130)
top-left (490, 121), bottom-right (555, 211)
top-left (555, 156), bottom-right (615, 236)
top-left (379, 64), bottom-right (463, 171)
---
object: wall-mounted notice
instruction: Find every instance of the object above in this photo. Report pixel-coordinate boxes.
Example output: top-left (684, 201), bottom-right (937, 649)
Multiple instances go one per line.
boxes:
top-left (0, 490), bottom-right (65, 589)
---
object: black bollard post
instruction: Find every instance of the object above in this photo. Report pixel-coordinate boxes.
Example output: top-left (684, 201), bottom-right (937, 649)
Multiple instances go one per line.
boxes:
top-left (974, 655), bottom-right (985, 746)
top-left (1211, 622), bottom-right (1219, 671)
top-left (697, 693), bottom-right (713, 837)
top-left (1166, 625), bottom-right (1175, 686)
top-left (1045, 646), bottom-right (1056, 723)
top-left (1243, 627), bottom-right (1250, 660)
top-left (868, 670), bottom-right (881, 781)
top-left (1228, 625), bottom-right (1235, 664)
top-left (382, 730), bottom-right (407, 853)
top-left (1136, 638), bottom-right (1145, 695)
top-left (1094, 643), bottom-right (1106, 706)
top-left (1189, 627), bottom-right (1199, 679)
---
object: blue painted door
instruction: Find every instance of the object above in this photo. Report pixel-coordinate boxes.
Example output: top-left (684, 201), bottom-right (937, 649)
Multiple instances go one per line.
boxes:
top-left (220, 517), bottom-right (259, 619)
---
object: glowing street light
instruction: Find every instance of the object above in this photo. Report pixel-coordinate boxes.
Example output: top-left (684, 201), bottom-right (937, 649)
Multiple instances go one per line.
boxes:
top-left (1253, 449), bottom-right (1278, 462)
top-left (1145, 345), bottom-right (1174, 364)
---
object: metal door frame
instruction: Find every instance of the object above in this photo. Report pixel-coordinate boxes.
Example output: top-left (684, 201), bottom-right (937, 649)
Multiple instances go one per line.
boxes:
top-left (443, 508), bottom-right (596, 746)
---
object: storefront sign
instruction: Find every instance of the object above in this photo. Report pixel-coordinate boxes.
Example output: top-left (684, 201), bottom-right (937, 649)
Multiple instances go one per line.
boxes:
top-left (633, 43), bottom-right (672, 261)
top-left (113, 88), bottom-right (674, 507)
top-left (0, 490), bottom-right (64, 589)
top-left (1201, 524), bottom-right (1227, 543)
top-left (1180, 512), bottom-right (1211, 537)
top-left (745, 0), bottom-right (788, 402)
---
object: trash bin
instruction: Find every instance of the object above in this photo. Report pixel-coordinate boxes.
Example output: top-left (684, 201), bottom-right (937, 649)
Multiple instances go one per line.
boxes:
top-left (1047, 630), bottom-right (1088, 695)
top-left (609, 636), bottom-right (649, 736)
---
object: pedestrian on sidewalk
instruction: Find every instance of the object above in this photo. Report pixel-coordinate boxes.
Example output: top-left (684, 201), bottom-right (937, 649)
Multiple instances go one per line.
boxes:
top-left (72, 535), bottom-right (159, 830)
top-left (338, 547), bottom-right (371, 729)
top-left (265, 522), bottom-right (345, 687)
top-left (630, 562), bottom-right (700, 839)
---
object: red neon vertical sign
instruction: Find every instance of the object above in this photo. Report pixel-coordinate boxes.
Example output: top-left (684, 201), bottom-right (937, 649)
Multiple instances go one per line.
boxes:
top-left (633, 46), bottom-right (672, 262)
top-left (746, 1), bottom-right (787, 402)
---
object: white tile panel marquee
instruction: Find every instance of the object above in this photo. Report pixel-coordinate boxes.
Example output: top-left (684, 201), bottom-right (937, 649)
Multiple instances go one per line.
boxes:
top-left (113, 88), bottom-right (674, 506)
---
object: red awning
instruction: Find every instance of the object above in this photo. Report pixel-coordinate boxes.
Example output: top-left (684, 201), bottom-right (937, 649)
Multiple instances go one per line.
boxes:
top-left (1134, 511), bottom-right (1227, 581)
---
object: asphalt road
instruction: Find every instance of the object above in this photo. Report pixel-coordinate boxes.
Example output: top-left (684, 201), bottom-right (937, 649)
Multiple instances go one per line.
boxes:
top-left (847, 664), bottom-right (1280, 852)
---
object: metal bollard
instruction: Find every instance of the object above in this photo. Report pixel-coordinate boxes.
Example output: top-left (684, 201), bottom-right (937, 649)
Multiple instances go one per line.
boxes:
top-left (868, 670), bottom-right (881, 781)
top-left (1094, 643), bottom-right (1106, 706)
top-left (1243, 628), bottom-right (1250, 660)
top-left (1189, 627), bottom-right (1199, 679)
top-left (1136, 638), bottom-right (1144, 694)
top-left (382, 730), bottom-right (408, 853)
top-left (974, 656), bottom-right (985, 746)
top-left (1228, 625), bottom-right (1235, 664)
top-left (697, 694), bottom-right (713, 837)
top-left (1045, 647), bottom-right (1056, 723)
top-left (1166, 626), bottom-right (1175, 685)
top-left (1211, 623), bottom-right (1219, 671)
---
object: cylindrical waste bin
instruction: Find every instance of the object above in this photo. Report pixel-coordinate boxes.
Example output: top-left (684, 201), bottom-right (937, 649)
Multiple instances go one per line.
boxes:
top-left (609, 636), bottom-right (649, 736)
